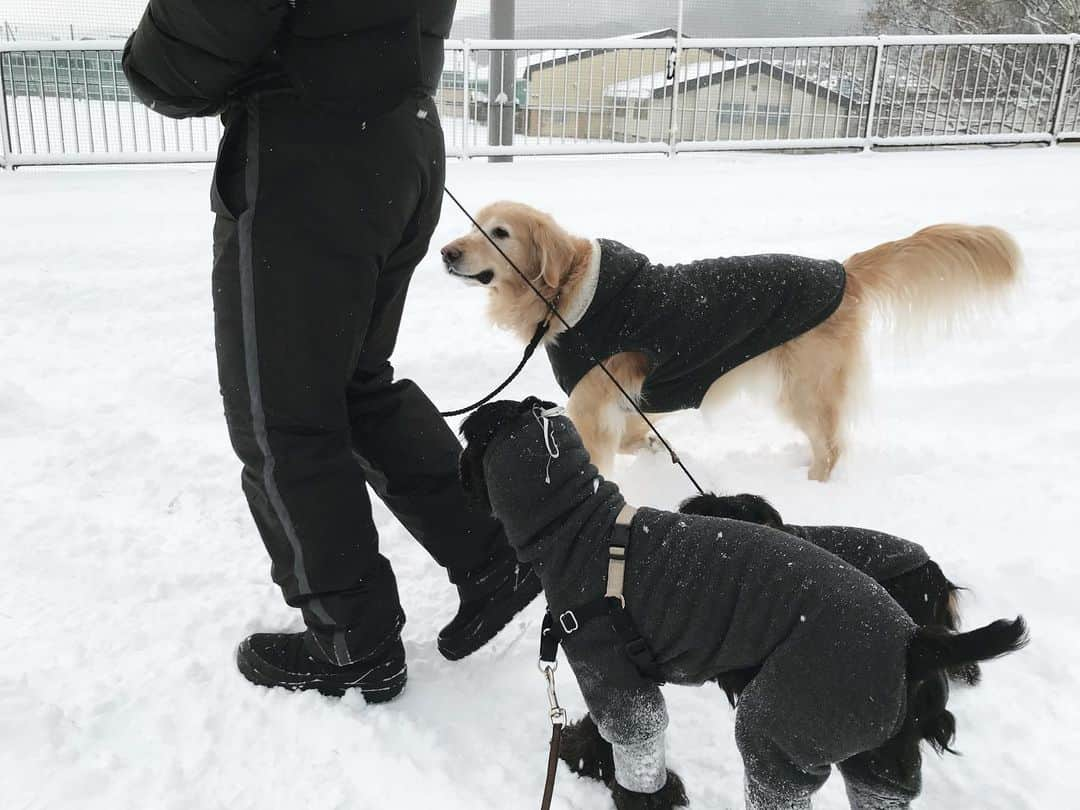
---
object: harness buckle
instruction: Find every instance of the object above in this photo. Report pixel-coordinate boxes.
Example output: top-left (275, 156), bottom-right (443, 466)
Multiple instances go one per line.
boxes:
top-left (558, 610), bottom-right (579, 634)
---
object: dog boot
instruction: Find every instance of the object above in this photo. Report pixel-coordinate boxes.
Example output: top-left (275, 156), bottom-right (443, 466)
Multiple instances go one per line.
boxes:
top-left (236, 630), bottom-right (406, 702)
top-left (437, 547), bottom-right (542, 660)
top-left (612, 771), bottom-right (689, 810)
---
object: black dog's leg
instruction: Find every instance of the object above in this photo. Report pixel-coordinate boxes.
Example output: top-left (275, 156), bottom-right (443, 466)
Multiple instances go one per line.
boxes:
top-left (612, 771), bottom-right (689, 810)
top-left (560, 715), bottom-right (688, 808)
top-left (559, 714), bottom-right (616, 784)
top-left (838, 745), bottom-right (921, 810)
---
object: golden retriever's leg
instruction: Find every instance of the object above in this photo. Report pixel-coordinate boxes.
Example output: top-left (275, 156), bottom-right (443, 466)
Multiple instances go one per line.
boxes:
top-left (777, 361), bottom-right (843, 482)
top-left (775, 300), bottom-right (866, 482)
top-left (619, 412), bottom-right (663, 453)
top-left (566, 352), bottom-right (648, 477)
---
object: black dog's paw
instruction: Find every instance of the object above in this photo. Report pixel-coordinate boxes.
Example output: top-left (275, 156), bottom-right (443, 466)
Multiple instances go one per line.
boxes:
top-left (612, 771), bottom-right (689, 810)
top-left (559, 714), bottom-right (615, 784)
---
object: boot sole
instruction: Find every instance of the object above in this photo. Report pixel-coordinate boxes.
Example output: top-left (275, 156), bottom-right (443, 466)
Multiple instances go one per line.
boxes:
top-left (236, 639), bottom-right (407, 702)
top-left (437, 571), bottom-right (544, 661)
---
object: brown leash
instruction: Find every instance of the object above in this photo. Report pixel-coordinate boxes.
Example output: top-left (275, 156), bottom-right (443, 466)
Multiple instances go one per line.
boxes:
top-left (540, 722), bottom-right (563, 810)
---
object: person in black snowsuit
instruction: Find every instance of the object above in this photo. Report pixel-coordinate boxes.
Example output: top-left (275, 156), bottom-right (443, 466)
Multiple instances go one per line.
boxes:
top-left (122, 1), bottom-right (540, 701)
top-left (545, 239), bottom-right (847, 413)
top-left (458, 399), bottom-right (1026, 810)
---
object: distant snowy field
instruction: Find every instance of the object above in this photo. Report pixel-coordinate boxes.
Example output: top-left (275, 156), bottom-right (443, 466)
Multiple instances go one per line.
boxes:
top-left (1, 148), bottom-right (1078, 809)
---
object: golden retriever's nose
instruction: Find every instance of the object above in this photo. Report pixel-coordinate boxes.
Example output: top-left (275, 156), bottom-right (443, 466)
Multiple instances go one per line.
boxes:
top-left (441, 245), bottom-right (462, 265)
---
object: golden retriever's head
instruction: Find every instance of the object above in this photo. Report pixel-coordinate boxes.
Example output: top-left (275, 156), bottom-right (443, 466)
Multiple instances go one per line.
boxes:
top-left (440, 201), bottom-right (587, 340)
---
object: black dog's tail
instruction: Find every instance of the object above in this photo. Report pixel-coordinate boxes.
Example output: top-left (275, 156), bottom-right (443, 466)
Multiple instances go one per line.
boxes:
top-left (908, 617), bottom-right (1028, 683)
top-left (886, 561), bottom-right (982, 685)
top-left (902, 617), bottom-right (1028, 758)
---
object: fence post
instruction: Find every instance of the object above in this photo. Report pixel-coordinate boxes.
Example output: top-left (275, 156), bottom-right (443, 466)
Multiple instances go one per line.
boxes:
top-left (667, 0), bottom-right (685, 157)
top-left (488, 0), bottom-right (515, 163)
top-left (462, 40), bottom-right (472, 160)
top-left (1051, 35), bottom-right (1076, 144)
top-left (863, 37), bottom-right (885, 151)
top-left (0, 50), bottom-right (11, 169)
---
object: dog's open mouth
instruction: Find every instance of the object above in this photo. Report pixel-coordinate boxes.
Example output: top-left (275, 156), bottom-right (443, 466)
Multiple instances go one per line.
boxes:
top-left (446, 266), bottom-right (495, 285)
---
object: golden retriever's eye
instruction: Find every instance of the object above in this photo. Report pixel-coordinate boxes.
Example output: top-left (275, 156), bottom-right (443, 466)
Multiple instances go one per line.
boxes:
top-left (491, 226), bottom-right (509, 239)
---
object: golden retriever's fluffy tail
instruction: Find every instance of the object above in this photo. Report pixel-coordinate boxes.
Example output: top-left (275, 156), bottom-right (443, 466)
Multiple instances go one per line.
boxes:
top-left (843, 224), bottom-right (1021, 336)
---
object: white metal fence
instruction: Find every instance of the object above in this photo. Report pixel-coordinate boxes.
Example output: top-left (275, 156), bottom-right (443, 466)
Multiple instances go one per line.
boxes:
top-left (2, 34), bottom-right (1078, 167)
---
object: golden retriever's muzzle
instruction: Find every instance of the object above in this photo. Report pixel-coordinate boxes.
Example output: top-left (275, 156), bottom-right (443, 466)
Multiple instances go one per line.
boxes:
top-left (441, 244), bottom-right (495, 285)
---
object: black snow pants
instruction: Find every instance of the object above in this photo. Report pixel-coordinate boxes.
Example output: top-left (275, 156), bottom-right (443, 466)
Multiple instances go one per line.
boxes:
top-left (211, 90), bottom-right (505, 665)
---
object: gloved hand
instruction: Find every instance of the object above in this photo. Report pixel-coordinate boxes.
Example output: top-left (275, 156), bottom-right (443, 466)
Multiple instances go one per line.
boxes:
top-left (558, 714), bottom-right (616, 784)
top-left (612, 770), bottom-right (689, 810)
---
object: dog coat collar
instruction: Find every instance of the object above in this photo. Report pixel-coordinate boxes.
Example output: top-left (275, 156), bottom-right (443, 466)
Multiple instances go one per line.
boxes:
top-left (557, 238), bottom-right (603, 329)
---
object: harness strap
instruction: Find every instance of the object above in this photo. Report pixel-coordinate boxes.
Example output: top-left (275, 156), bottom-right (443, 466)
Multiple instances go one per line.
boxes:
top-left (539, 522), bottom-right (664, 682)
top-left (605, 543), bottom-right (627, 606)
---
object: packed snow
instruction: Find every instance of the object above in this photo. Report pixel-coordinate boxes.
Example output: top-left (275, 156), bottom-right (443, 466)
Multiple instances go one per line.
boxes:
top-left (1, 146), bottom-right (1078, 809)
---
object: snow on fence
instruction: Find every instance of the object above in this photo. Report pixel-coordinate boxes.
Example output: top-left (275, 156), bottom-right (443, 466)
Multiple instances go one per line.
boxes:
top-left (2, 35), bottom-right (1078, 167)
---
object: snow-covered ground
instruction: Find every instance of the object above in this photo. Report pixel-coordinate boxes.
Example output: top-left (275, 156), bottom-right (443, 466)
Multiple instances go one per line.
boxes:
top-left (1, 147), bottom-right (1078, 809)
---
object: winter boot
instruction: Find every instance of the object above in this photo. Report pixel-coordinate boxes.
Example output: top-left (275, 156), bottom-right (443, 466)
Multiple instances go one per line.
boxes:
top-left (437, 547), bottom-right (542, 660)
top-left (236, 630), bottom-right (406, 702)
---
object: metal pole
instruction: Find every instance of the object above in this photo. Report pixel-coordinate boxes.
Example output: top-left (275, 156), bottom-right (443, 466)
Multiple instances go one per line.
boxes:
top-left (462, 40), bottom-right (472, 160)
top-left (668, 0), bottom-right (685, 157)
top-left (863, 37), bottom-right (885, 150)
top-left (488, 0), bottom-right (515, 163)
top-left (1051, 36), bottom-right (1076, 143)
top-left (0, 51), bottom-right (11, 168)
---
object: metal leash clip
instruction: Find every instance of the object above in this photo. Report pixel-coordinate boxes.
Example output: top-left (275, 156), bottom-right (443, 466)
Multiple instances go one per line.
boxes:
top-left (541, 660), bottom-right (567, 727)
top-left (538, 656), bottom-right (566, 810)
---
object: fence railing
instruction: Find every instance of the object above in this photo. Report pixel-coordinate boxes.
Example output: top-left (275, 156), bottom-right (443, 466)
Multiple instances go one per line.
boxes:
top-left (2, 34), bottom-right (1078, 167)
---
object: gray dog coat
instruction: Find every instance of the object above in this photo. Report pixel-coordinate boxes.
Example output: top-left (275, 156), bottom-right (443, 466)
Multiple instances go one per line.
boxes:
top-left (482, 407), bottom-right (916, 798)
top-left (544, 239), bottom-right (847, 411)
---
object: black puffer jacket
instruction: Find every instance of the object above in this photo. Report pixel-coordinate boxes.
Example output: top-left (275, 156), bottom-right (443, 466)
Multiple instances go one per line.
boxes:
top-left (123, 0), bottom-right (455, 119)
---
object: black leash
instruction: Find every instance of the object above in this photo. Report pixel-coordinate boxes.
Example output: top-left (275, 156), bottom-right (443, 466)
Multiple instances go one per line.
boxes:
top-left (438, 318), bottom-right (550, 417)
top-left (441, 186), bottom-right (706, 496)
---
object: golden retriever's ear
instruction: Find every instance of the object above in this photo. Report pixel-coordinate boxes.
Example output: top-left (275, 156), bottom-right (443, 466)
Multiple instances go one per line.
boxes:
top-left (531, 214), bottom-right (574, 290)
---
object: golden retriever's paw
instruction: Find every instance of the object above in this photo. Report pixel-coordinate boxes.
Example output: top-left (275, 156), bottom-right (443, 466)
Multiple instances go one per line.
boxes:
top-left (619, 433), bottom-right (663, 455)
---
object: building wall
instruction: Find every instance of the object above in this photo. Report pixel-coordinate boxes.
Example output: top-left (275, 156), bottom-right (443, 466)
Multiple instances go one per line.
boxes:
top-left (610, 70), bottom-right (861, 142)
top-left (522, 47), bottom-right (720, 139)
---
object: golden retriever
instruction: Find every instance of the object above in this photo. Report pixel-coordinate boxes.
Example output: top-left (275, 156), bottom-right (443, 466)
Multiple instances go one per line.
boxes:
top-left (440, 201), bottom-right (1020, 481)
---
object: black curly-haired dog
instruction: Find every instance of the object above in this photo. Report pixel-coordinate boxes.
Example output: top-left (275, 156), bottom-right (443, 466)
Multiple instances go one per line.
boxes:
top-left (560, 491), bottom-right (985, 799)
top-left (680, 492), bottom-right (979, 701)
top-left (460, 398), bottom-right (1027, 810)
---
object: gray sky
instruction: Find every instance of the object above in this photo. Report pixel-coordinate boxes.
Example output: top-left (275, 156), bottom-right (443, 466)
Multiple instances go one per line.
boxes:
top-left (1, 1), bottom-right (873, 39)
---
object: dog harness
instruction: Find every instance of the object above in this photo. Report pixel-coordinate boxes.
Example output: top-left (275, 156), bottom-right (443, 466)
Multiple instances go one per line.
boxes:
top-left (545, 239), bottom-right (848, 412)
top-left (539, 509), bottom-right (663, 683)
